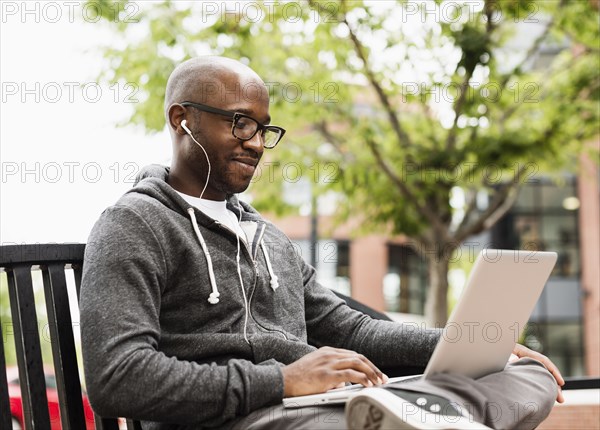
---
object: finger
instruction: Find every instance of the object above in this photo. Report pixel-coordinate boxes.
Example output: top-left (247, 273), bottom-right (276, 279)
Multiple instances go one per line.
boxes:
top-left (316, 348), bottom-right (382, 385)
top-left (354, 353), bottom-right (386, 384)
top-left (548, 364), bottom-right (565, 387)
top-left (556, 386), bottom-right (564, 403)
top-left (338, 369), bottom-right (376, 387)
top-left (323, 346), bottom-right (360, 355)
top-left (326, 349), bottom-right (387, 385)
top-left (333, 357), bottom-right (380, 385)
top-left (333, 356), bottom-right (383, 385)
top-left (513, 345), bottom-right (565, 386)
top-left (512, 344), bottom-right (523, 356)
top-left (535, 354), bottom-right (565, 386)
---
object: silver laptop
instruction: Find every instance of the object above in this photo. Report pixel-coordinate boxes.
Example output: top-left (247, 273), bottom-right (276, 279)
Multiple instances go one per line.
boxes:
top-left (283, 249), bottom-right (557, 408)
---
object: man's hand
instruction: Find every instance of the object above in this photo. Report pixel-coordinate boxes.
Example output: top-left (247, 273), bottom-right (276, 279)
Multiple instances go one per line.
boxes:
top-left (512, 343), bottom-right (565, 403)
top-left (282, 346), bottom-right (388, 397)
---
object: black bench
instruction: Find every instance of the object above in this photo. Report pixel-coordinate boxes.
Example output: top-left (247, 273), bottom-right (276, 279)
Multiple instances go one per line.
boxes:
top-left (0, 244), bottom-right (139, 430)
top-left (1, 243), bottom-right (598, 429)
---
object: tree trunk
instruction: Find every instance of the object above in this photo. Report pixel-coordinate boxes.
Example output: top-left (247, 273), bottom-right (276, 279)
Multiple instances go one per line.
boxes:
top-left (424, 256), bottom-right (450, 328)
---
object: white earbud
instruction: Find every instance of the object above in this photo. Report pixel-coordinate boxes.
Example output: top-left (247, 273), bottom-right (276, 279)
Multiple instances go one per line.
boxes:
top-left (180, 118), bottom-right (211, 212)
top-left (181, 119), bottom-right (191, 135)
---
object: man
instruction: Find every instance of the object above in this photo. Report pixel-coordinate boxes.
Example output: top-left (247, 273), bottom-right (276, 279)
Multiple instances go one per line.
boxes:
top-left (80, 56), bottom-right (563, 430)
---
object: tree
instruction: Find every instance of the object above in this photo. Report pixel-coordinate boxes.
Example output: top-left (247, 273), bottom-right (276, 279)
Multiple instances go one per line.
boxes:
top-left (88, 0), bottom-right (599, 325)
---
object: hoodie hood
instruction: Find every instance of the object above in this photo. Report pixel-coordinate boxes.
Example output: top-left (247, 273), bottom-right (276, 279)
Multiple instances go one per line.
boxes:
top-left (130, 164), bottom-right (260, 223)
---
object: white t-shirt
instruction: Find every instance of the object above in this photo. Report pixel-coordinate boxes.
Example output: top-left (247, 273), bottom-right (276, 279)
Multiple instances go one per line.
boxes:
top-left (176, 191), bottom-right (246, 241)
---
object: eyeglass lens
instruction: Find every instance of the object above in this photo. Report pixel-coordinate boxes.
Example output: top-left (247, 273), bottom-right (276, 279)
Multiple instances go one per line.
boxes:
top-left (233, 116), bottom-right (280, 148)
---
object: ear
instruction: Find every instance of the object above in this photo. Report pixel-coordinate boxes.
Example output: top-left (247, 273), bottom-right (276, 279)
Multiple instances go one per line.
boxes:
top-left (168, 104), bottom-right (187, 136)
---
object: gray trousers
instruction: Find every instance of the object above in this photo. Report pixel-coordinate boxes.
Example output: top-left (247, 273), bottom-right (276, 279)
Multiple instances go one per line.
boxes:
top-left (228, 358), bottom-right (557, 430)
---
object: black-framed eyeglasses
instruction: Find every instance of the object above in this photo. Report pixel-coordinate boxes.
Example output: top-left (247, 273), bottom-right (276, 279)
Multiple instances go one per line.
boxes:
top-left (180, 101), bottom-right (286, 149)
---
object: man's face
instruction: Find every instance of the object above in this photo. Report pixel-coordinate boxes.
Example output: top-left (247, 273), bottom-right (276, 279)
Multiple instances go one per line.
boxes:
top-left (182, 75), bottom-right (271, 200)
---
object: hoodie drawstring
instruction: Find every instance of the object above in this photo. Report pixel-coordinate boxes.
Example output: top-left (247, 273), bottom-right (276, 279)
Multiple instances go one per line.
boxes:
top-left (188, 207), bottom-right (280, 304)
top-left (187, 208), bottom-right (220, 304)
top-left (260, 241), bottom-right (279, 290)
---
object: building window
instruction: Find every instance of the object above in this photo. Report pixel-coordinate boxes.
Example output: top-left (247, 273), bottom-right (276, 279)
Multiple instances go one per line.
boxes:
top-left (497, 178), bottom-right (581, 278)
top-left (292, 239), bottom-right (351, 296)
top-left (492, 176), bottom-right (584, 376)
top-left (384, 245), bottom-right (428, 315)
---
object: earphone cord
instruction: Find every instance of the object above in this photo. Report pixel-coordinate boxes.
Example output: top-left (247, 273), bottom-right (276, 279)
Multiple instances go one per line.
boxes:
top-left (187, 123), bottom-right (250, 344)
top-left (186, 131), bottom-right (211, 200)
top-left (232, 209), bottom-right (250, 345)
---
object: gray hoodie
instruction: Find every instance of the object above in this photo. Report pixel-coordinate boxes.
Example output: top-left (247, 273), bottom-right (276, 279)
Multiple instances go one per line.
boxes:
top-left (80, 165), bottom-right (440, 429)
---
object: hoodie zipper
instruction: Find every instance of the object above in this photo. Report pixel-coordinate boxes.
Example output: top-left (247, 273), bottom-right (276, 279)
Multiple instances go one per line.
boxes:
top-left (212, 220), bottom-right (288, 340)
top-left (247, 225), bottom-right (289, 341)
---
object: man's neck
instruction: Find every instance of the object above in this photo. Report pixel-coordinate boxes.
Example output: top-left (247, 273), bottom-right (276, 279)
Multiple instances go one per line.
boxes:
top-left (167, 171), bottom-right (225, 201)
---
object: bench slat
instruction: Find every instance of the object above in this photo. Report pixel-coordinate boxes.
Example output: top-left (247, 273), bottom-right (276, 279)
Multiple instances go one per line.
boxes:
top-left (94, 413), bottom-right (120, 430)
top-left (7, 265), bottom-right (52, 429)
top-left (127, 418), bottom-right (144, 430)
top-left (43, 263), bottom-right (87, 429)
top-left (73, 262), bottom-right (83, 301)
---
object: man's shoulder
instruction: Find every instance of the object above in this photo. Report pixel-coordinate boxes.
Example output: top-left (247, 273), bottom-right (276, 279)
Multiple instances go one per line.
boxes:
top-left (116, 187), bottom-right (162, 209)
top-left (96, 192), bottom-right (154, 219)
top-left (93, 185), bottom-right (177, 229)
top-left (87, 190), bottom-right (178, 254)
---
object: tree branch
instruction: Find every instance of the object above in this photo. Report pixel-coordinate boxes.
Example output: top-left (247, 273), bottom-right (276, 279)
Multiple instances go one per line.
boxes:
top-left (498, 0), bottom-right (565, 90)
top-left (445, 68), bottom-right (475, 152)
top-left (454, 187), bottom-right (479, 234)
top-left (484, 1), bottom-right (565, 130)
top-left (339, 1), bottom-right (414, 152)
top-left (445, 1), bottom-right (500, 152)
top-left (364, 137), bottom-right (448, 238)
top-left (454, 182), bottom-right (518, 243)
top-left (481, 186), bottom-right (520, 230)
top-left (560, 28), bottom-right (600, 54)
top-left (453, 163), bottom-right (531, 242)
top-left (314, 120), bottom-right (342, 146)
top-left (313, 120), bottom-right (356, 163)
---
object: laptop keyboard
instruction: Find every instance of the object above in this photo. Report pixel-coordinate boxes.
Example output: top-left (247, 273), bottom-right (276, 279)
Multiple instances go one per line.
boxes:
top-left (387, 375), bottom-right (422, 385)
top-left (327, 375), bottom-right (423, 393)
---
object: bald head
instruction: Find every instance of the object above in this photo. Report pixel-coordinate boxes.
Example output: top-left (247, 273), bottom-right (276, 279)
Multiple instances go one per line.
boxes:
top-left (164, 56), bottom-right (266, 118)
